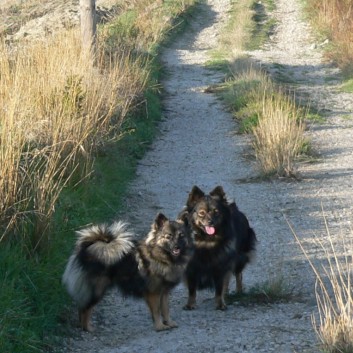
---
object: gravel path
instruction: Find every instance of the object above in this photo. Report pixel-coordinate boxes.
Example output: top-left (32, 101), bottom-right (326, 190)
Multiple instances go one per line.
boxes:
top-left (62, 0), bottom-right (353, 352)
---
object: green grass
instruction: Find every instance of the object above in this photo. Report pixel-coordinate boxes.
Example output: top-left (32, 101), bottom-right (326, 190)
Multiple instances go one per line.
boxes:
top-left (206, 55), bottom-right (230, 72)
top-left (0, 242), bottom-right (70, 353)
top-left (227, 277), bottom-right (295, 306)
top-left (238, 112), bottom-right (260, 133)
top-left (212, 77), bottom-right (263, 133)
top-left (246, 0), bottom-right (276, 50)
top-left (305, 111), bottom-right (326, 124)
top-left (341, 79), bottom-right (353, 93)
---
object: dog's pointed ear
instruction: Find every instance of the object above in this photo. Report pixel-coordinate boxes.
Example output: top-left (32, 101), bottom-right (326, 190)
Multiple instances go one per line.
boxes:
top-left (154, 213), bottom-right (168, 230)
top-left (186, 186), bottom-right (205, 210)
top-left (210, 186), bottom-right (226, 200)
top-left (177, 210), bottom-right (189, 227)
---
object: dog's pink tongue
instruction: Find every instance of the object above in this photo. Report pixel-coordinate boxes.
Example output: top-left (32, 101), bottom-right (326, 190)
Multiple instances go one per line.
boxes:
top-left (205, 226), bottom-right (215, 235)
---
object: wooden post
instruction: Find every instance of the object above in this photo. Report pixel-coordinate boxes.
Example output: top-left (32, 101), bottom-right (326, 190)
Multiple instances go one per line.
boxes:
top-left (79, 0), bottom-right (97, 61)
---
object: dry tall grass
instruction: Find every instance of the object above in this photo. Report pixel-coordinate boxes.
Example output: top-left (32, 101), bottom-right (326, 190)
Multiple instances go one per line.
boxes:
top-left (219, 0), bottom-right (254, 59)
top-left (0, 30), bottom-right (146, 250)
top-left (0, 0), bottom-right (195, 252)
top-left (126, 0), bottom-right (179, 50)
top-left (306, 0), bottom-right (353, 75)
top-left (289, 218), bottom-right (353, 353)
top-left (252, 88), bottom-right (307, 177)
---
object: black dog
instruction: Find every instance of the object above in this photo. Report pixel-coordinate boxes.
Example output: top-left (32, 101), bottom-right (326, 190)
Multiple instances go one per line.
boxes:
top-left (179, 185), bottom-right (257, 310)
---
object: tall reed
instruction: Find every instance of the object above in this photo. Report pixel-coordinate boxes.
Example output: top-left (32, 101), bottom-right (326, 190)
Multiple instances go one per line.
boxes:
top-left (0, 30), bottom-right (146, 251)
top-left (289, 218), bottom-right (353, 353)
top-left (305, 0), bottom-right (353, 75)
top-left (252, 88), bottom-right (307, 177)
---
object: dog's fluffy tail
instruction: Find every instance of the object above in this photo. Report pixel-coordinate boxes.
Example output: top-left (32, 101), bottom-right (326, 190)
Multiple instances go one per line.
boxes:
top-left (62, 221), bottom-right (135, 307)
top-left (74, 221), bottom-right (135, 265)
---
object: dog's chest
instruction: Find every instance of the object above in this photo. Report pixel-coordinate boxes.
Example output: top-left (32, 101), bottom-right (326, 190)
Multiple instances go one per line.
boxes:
top-left (136, 251), bottom-right (185, 286)
top-left (192, 237), bottom-right (236, 266)
top-left (150, 261), bottom-right (185, 283)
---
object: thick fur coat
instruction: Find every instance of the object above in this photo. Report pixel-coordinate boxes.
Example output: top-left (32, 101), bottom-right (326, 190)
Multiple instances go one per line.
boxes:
top-left (62, 213), bottom-right (193, 332)
top-left (179, 185), bottom-right (257, 310)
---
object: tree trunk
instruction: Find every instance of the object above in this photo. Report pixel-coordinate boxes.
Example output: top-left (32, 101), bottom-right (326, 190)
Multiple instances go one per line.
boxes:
top-left (79, 0), bottom-right (97, 61)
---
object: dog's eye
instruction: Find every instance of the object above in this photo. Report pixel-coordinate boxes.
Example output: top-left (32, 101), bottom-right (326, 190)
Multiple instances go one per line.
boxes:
top-left (164, 233), bottom-right (172, 240)
top-left (198, 210), bottom-right (206, 217)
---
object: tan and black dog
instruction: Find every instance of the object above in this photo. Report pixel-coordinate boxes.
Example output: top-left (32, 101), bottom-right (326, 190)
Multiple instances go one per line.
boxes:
top-left (62, 213), bottom-right (193, 332)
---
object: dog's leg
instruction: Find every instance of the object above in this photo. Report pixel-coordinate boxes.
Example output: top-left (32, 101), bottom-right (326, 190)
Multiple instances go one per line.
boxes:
top-left (144, 293), bottom-right (171, 331)
top-left (214, 275), bottom-right (227, 310)
top-left (161, 290), bottom-right (178, 328)
top-left (236, 272), bottom-right (243, 293)
top-left (183, 279), bottom-right (197, 310)
top-left (79, 307), bottom-right (94, 332)
top-left (77, 277), bottom-right (109, 332)
top-left (223, 271), bottom-right (232, 295)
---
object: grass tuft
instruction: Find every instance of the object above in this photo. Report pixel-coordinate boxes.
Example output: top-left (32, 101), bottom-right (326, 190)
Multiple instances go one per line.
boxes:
top-left (304, 0), bottom-right (353, 77)
top-left (227, 277), bottom-right (295, 306)
top-left (288, 216), bottom-right (353, 353)
top-left (252, 89), bottom-right (308, 178)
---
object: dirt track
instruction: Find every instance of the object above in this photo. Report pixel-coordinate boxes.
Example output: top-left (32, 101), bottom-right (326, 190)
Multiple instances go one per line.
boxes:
top-left (58, 0), bottom-right (353, 351)
top-left (5, 0), bottom-right (351, 351)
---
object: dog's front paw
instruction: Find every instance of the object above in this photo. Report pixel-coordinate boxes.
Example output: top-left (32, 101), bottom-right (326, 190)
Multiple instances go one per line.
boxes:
top-left (164, 320), bottom-right (178, 328)
top-left (164, 320), bottom-right (179, 328)
top-left (81, 322), bottom-right (95, 332)
top-left (154, 322), bottom-right (172, 331)
top-left (183, 303), bottom-right (196, 310)
top-left (216, 303), bottom-right (227, 311)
